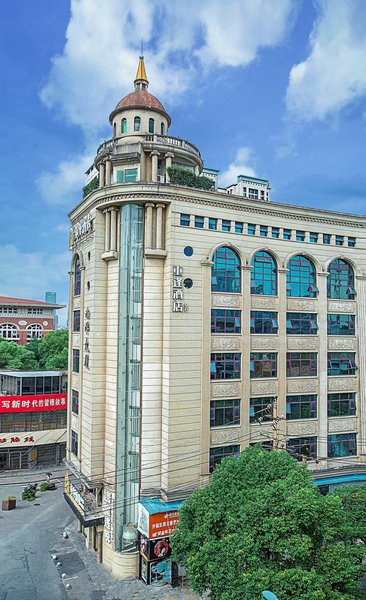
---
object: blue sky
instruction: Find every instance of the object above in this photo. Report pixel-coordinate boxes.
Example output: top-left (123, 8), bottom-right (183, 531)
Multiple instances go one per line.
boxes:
top-left (1, 0), bottom-right (366, 325)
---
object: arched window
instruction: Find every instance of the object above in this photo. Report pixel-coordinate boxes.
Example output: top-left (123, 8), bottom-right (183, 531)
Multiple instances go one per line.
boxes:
top-left (134, 116), bottom-right (141, 132)
top-left (286, 255), bottom-right (318, 297)
top-left (251, 251), bottom-right (277, 295)
top-left (27, 324), bottom-right (43, 340)
top-left (74, 256), bottom-right (81, 296)
top-left (0, 323), bottom-right (19, 340)
top-left (211, 247), bottom-right (241, 293)
top-left (113, 122), bottom-right (116, 137)
top-left (161, 122), bottom-right (165, 135)
top-left (121, 118), bottom-right (127, 134)
top-left (327, 259), bottom-right (355, 299)
top-left (149, 118), bottom-right (155, 134)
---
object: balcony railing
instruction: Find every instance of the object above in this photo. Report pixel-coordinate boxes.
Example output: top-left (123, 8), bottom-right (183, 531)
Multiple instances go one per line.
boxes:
top-left (144, 134), bottom-right (201, 157)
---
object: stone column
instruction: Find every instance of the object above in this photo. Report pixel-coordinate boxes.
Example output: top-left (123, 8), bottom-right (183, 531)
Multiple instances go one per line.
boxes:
top-left (97, 531), bottom-right (103, 563)
top-left (317, 272), bottom-right (329, 462)
top-left (110, 207), bottom-right (118, 252)
top-left (104, 209), bottom-right (111, 252)
top-left (194, 165), bottom-right (200, 176)
top-left (277, 267), bottom-right (288, 449)
top-left (165, 152), bottom-right (174, 183)
top-left (144, 203), bottom-right (155, 250)
top-left (105, 160), bottom-right (111, 186)
top-left (356, 274), bottom-right (366, 456)
top-left (99, 163), bottom-right (105, 188)
top-left (200, 260), bottom-right (214, 483)
top-left (140, 149), bottom-right (146, 181)
top-left (155, 203), bottom-right (165, 250)
top-left (150, 151), bottom-right (160, 183)
top-left (241, 265), bottom-right (252, 447)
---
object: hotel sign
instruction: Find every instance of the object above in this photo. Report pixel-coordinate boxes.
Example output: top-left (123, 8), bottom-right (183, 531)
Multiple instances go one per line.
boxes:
top-left (69, 212), bottom-right (93, 247)
top-left (172, 265), bottom-right (188, 312)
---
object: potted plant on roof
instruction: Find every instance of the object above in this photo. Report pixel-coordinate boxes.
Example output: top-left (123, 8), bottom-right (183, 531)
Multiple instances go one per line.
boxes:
top-left (2, 496), bottom-right (16, 510)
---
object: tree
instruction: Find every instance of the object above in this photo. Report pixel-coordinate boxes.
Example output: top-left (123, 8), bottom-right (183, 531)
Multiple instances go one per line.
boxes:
top-left (38, 329), bottom-right (68, 369)
top-left (0, 339), bottom-right (38, 370)
top-left (171, 446), bottom-right (366, 600)
top-left (332, 484), bottom-right (366, 544)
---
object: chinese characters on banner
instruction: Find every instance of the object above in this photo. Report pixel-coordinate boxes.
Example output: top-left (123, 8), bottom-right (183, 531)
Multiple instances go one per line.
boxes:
top-left (172, 266), bottom-right (188, 312)
top-left (138, 506), bottom-right (180, 539)
top-left (0, 394), bottom-right (67, 413)
top-left (0, 435), bottom-right (34, 444)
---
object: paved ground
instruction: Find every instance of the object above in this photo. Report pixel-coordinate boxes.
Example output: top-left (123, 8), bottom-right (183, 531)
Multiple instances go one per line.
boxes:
top-left (0, 475), bottom-right (71, 600)
top-left (0, 470), bottom-right (199, 600)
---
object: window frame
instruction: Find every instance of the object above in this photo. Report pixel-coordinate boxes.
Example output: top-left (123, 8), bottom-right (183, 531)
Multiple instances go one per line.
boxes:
top-left (210, 353), bottom-right (241, 380)
top-left (211, 309), bottom-right (241, 334)
top-left (209, 445), bottom-right (240, 472)
top-left (286, 352), bottom-right (317, 377)
top-left (327, 314), bottom-right (355, 336)
top-left (328, 433), bottom-right (356, 458)
top-left (134, 116), bottom-right (141, 131)
top-left (211, 247), bottom-right (241, 293)
top-left (210, 399), bottom-right (240, 428)
top-left (286, 395), bottom-right (317, 420)
top-left (286, 255), bottom-right (318, 298)
top-left (250, 353), bottom-right (277, 379)
top-left (250, 311), bottom-right (278, 334)
top-left (286, 313), bottom-right (318, 335)
top-left (328, 393), bottom-right (356, 417)
top-left (251, 251), bottom-right (277, 296)
top-left (327, 352), bottom-right (357, 376)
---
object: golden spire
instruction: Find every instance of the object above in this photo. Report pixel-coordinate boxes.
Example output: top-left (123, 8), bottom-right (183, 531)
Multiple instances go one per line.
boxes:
top-left (134, 55), bottom-right (148, 91)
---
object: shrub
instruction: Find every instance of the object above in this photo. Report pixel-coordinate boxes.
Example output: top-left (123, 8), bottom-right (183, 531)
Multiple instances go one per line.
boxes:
top-left (40, 482), bottom-right (49, 492)
top-left (22, 488), bottom-right (36, 501)
top-left (167, 166), bottom-right (214, 191)
top-left (83, 176), bottom-right (99, 198)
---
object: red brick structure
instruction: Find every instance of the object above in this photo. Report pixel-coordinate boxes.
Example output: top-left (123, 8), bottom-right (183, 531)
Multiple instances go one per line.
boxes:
top-left (0, 297), bottom-right (65, 345)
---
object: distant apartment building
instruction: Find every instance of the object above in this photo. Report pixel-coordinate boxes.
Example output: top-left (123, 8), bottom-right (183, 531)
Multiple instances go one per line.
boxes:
top-left (0, 296), bottom-right (65, 345)
top-left (0, 369), bottom-right (67, 470)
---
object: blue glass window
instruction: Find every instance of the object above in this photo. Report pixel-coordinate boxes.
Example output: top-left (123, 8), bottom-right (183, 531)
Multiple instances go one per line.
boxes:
top-left (211, 247), bottom-right (241, 293)
top-left (180, 214), bottom-right (190, 227)
top-left (283, 229), bottom-right (292, 240)
top-left (209, 445), bottom-right (240, 472)
top-left (327, 352), bottom-right (357, 376)
top-left (323, 234), bottom-right (331, 244)
top-left (211, 309), bottom-right (241, 334)
top-left (328, 393), bottom-right (356, 417)
top-left (183, 246), bottom-right (193, 257)
top-left (272, 227), bottom-right (280, 239)
top-left (286, 395), bottom-right (317, 420)
top-left (260, 225), bottom-right (268, 237)
top-left (148, 118), bottom-right (155, 133)
top-left (210, 399), bottom-right (240, 427)
top-left (327, 259), bottom-right (355, 299)
top-left (286, 313), bottom-right (318, 335)
top-left (222, 220), bottom-right (231, 232)
top-left (287, 352), bottom-right (317, 377)
top-left (74, 256), bottom-right (81, 296)
top-left (250, 311), bottom-right (278, 334)
top-left (348, 237), bottom-right (356, 247)
top-left (249, 397), bottom-right (274, 422)
top-left (310, 232), bottom-right (318, 243)
top-left (296, 231), bottom-right (305, 242)
top-left (248, 224), bottom-right (256, 235)
top-left (288, 437), bottom-right (317, 460)
top-left (195, 216), bottom-right (204, 228)
top-left (251, 251), bottom-right (277, 295)
top-left (134, 116), bottom-right (141, 131)
top-left (327, 314), bottom-right (355, 335)
top-left (235, 222), bottom-right (243, 234)
top-left (121, 118), bottom-right (127, 133)
top-left (209, 218), bottom-right (217, 230)
top-left (250, 353), bottom-right (277, 378)
top-left (328, 433), bottom-right (356, 458)
top-left (286, 255), bottom-right (317, 297)
top-left (210, 353), bottom-right (241, 380)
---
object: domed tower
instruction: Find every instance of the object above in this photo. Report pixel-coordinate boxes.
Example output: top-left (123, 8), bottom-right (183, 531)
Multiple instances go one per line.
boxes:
top-left (95, 56), bottom-right (203, 186)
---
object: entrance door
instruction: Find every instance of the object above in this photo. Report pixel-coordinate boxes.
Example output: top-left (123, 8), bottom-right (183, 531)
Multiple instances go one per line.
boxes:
top-left (9, 451), bottom-right (21, 470)
top-left (0, 450), bottom-right (8, 470)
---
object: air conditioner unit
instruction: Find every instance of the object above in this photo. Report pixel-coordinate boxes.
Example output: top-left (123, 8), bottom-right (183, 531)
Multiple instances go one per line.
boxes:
top-left (157, 175), bottom-right (165, 183)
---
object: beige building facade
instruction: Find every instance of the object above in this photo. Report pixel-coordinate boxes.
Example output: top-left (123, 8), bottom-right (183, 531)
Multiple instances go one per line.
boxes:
top-left (65, 57), bottom-right (366, 578)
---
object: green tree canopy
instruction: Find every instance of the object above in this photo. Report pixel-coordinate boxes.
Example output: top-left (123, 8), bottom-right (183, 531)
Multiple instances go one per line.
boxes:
top-left (331, 484), bottom-right (366, 544)
top-left (38, 329), bottom-right (68, 369)
top-left (0, 339), bottom-right (38, 370)
top-left (171, 446), bottom-right (366, 600)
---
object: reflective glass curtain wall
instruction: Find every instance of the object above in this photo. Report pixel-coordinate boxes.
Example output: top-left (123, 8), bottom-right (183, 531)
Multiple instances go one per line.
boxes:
top-left (116, 204), bottom-right (143, 552)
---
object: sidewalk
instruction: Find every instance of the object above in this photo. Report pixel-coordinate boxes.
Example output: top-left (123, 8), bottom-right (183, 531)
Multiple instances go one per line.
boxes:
top-left (51, 519), bottom-right (199, 600)
top-left (0, 464), bottom-right (65, 483)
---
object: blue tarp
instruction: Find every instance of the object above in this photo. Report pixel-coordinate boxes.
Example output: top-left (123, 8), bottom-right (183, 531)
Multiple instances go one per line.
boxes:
top-left (139, 497), bottom-right (184, 515)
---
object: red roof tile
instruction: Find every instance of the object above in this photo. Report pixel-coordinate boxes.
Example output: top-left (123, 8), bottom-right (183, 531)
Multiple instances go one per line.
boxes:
top-left (0, 296), bottom-right (64, 308)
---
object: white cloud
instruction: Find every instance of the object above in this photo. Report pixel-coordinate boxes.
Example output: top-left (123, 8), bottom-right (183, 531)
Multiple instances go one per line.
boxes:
top-left (0, 245), bottom-right (69, 326)
top-left (219, 147), bottom-right (257, 187)
top-left (286, 0), bottom-right (366, 121)
top-left (36, 151), bottom-right (93, 206)
top-left (40, 0), bottom-right (296, 132)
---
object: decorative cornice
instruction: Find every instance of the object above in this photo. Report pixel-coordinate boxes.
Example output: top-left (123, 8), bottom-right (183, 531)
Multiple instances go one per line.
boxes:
top-left (68, 185), bottom-right (366, 228)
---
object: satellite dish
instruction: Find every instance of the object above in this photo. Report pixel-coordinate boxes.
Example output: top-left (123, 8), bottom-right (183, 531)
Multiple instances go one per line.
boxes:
top-left (262, 591), bottom-right (279, 600)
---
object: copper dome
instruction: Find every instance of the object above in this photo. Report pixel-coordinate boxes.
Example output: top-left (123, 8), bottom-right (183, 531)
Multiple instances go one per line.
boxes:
top-left (109, 90), bottom-right (171, 125)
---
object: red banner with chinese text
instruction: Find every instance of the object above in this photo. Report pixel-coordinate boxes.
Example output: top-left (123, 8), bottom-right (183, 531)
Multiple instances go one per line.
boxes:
top-left (0, 394), bottom-right (67, 413)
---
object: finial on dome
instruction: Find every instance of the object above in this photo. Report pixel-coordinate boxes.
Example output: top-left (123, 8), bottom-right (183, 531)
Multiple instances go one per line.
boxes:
top-left (134, 53), bottom-right (148, 91)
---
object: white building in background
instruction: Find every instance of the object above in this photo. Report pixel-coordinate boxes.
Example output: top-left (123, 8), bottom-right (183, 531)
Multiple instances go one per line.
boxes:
top-left (64, 56), bottom-right (366, 578)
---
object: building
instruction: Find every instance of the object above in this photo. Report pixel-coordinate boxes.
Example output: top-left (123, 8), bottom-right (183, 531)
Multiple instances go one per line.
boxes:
top-left (64, 56), bottom-right (366, 578)
top-left (0, 296), bottom-right (65, 345)
top-left (0, 369), bottom-right (67, 470)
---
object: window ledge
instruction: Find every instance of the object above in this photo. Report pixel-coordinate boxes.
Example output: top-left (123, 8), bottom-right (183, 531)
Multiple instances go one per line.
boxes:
top-left (210, 425), bottom-right (241, 431)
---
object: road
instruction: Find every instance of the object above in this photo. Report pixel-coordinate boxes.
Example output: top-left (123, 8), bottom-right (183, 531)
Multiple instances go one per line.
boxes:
top-left (0, 481), bottom-right (73, 600)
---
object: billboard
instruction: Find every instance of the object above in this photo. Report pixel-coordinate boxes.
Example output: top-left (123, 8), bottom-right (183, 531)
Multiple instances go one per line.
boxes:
top-left (0, 393), bottom-right (67, 413)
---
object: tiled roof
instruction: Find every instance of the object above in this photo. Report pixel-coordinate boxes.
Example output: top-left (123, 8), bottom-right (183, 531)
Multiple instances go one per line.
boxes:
top-left (0, 296), bottom-right (64, 308)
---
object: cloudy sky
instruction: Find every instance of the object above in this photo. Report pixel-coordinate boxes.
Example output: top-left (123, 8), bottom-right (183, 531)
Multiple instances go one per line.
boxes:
top-left (1, 0), bottom-right (366, 325)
